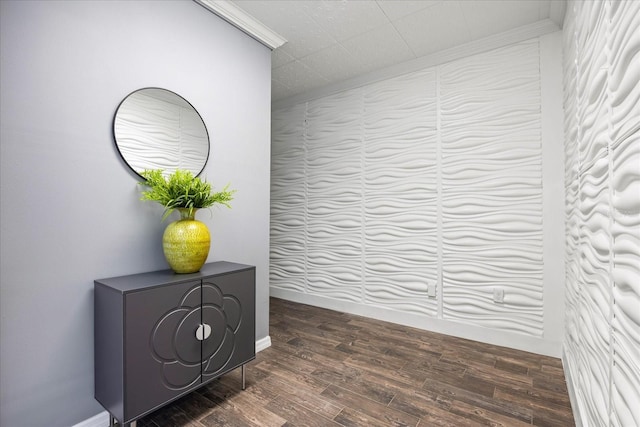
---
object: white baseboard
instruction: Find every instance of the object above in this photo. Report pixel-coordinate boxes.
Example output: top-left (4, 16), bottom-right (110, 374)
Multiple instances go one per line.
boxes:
top-left (256, 335), bottom-right (272, 352)
top-left (270, 288), bottom-right (562, 357)
top-left (75, 336), bottom-right (272, 427)
top-left (562, 349), bottom-right (583, 427)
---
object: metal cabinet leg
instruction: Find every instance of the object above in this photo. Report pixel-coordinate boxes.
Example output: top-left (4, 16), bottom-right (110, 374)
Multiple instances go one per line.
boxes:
top-left (241, 364), bottom-right (246, 390)
top-left (108, 414), bottom-right (134, 427)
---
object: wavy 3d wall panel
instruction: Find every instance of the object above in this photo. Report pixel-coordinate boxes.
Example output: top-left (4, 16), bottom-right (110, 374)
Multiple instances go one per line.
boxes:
top-left (562, 2), bottom-right (581, 394)
top-left (440, 40), bottom-right (544, 336)
top-left (305, 89), bottom-right (364, 302)
top-left (271, 104), bottom-right (307, 293)
top-left (363, 69), bottom-right (438, 317)
top-left (271, 37), bottom-right (550, 353)
top-left (563, 1), bottom-right (640, 426)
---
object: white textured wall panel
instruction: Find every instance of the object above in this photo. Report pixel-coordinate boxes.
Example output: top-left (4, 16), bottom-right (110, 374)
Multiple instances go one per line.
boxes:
top-left (608, 1), bottom-right (640, 146)
top-left (575, 1), bottom-right (611, 423)
top-left (271, 104), bottom-right (307, 292)
top-left (439, 40), bottom-right (544, 336)
top-left (609, 2), bottom-right (640, 426)
top-left (271, 36), bottom-right (559, 354)
top-left (562, 3), bottom-right (581, 388)
top-left (611, 129), bottom-right (640, 427)
top-left (363, 69), bottom-right (438, 316)
top-left (563, 1), bottom-right (640, 426)
top-left (306, 89), bottom-right (364, 302)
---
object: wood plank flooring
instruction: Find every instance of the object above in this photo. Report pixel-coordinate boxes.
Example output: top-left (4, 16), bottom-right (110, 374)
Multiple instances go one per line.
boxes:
top-left (137, 298), bottom-right (575, 427)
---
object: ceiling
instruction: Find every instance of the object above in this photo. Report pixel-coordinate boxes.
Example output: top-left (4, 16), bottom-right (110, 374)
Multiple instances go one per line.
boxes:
top-left (228, 0), bottom-right (565, 102)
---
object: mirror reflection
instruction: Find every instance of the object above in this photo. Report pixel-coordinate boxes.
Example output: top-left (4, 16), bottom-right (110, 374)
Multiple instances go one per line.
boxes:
top-left (113, 88), bottom-right (210, 178)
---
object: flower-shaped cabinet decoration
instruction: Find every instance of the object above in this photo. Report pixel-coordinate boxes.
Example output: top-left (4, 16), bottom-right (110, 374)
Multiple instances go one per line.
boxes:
top-left (150, 281), bottom-right (243, 390)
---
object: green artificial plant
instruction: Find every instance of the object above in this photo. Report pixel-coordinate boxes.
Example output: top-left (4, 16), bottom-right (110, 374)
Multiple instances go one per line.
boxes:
top-left (139, 169), bottom-right (235, 221)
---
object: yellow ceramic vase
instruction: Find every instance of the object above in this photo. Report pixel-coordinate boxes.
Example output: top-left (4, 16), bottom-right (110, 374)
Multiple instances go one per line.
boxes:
top-left (162, 208), bottom-right (210, 274)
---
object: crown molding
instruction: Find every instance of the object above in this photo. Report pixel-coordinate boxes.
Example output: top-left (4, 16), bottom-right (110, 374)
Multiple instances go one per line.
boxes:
top-left (194, 0), bottom-right (287, 50)
top-left (549, 0), bottom-right (567, 28)
top-left (273, 19), bottom-right (561, 109)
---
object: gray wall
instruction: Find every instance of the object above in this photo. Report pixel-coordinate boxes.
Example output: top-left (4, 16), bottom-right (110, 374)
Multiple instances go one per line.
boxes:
top-left (0, 1), bottom-right (271, 426)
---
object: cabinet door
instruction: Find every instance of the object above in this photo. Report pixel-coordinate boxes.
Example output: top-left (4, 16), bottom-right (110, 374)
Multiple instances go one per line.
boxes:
top-left (124, 279), bottom-right (202, 422)
top-left (201, 269), bottom-right (255, 380)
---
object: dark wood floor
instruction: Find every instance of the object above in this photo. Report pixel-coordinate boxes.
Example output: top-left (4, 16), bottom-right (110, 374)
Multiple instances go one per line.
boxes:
top-left (138, 297), bottom-right (575, 427)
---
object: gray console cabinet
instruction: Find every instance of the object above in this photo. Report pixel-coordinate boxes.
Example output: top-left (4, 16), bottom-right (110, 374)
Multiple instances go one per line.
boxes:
top-left (95, 261), bottom-right (255, 426)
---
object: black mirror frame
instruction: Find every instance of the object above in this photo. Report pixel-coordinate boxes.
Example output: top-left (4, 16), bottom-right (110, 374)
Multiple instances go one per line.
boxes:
top-left (113, 87), bottom-right (210, 179)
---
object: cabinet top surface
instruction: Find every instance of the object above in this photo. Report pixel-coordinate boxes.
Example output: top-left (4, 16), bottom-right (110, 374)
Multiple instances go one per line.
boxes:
top-left (95, 261), bottom-right (255, 293)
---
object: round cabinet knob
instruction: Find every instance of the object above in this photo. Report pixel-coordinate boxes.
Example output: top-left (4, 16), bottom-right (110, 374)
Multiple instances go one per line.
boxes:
top-left (195, 323), bottom-right (212, 341)
top-left (202, 323), bottom-right (212, 340)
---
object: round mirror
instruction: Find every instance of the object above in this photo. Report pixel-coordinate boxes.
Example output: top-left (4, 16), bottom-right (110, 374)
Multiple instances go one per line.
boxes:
top-left (113, 88), bottom-right (210, 178)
